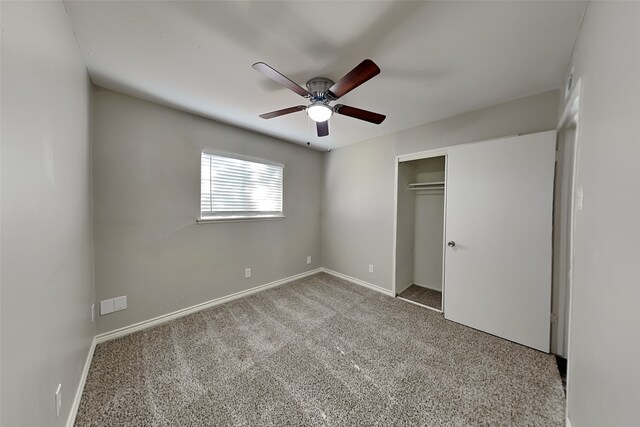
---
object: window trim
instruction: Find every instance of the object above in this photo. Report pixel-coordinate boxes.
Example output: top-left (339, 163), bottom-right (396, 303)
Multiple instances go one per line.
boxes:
top-left (196, 214), bottom-right (285, 224)
top-left (198, 150), bottom-right (285, 223)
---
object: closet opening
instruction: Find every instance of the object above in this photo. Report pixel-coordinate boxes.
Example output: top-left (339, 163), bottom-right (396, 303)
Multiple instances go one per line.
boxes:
top-left (394, 153), bottom-right (446, 312)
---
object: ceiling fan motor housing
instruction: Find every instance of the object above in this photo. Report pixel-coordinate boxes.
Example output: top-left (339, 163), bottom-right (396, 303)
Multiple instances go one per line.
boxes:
top-left (306, 77), bottom-right (335, 102)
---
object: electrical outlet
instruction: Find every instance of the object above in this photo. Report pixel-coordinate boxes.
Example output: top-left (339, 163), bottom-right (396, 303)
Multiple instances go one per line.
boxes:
top-left (369, 264), bottom-right (374, 273)
top-left (306, 256), bottom-right (311, 265)
top-left (245, 268), bottom-right (251, 278)
top-left (55, 384), bottom-right (62, 417)
top-left (91, 303), bottom-right (95, 322)
top-left (100, 299), bottom-right (114, 315)
top-left (114, 296), bottom-right (127, 311)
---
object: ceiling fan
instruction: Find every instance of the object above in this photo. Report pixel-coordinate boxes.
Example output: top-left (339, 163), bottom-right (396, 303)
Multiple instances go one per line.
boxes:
top-left (253, 59), bottom-right (386, 138)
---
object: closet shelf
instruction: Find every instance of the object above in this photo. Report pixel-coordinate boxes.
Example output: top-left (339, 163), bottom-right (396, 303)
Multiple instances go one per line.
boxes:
top-left (408, 181), bottom-right (445, 191)
top-left (408, 181), bottom-right (445, 187)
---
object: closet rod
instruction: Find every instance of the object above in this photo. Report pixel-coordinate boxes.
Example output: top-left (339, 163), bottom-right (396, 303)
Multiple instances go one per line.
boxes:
top-left (408, 181), bottom-right (445, 187)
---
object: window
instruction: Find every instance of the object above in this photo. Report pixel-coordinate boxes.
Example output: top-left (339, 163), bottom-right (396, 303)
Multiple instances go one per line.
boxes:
top-left (200, 152), bottom-right (283, 221)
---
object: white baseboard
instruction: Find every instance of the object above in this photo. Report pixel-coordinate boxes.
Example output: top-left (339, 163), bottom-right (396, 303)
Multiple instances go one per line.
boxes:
top-left (566, 417), bottom-right (572, 427)
top-left (321, 268), bottom-right (395, 297)
top-left (396, 295), bottom-right (443, 313)
top-left (66, 336), bottom-right (96, 427)
top-left (413, 282), bottom-right (443, 292)
top-left (95, 268), bottom-right (322, 344)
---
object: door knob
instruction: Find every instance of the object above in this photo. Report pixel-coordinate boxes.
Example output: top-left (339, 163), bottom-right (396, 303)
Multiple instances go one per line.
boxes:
top-left (448, 241), bottom-right (456, 247)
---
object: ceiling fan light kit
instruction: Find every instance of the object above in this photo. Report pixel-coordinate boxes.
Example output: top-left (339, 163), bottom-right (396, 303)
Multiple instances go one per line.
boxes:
top-left (307, 103), bottom-right (332, 122)
top-left (306, 77), bottom-right (334, 122)
top-left (252, 59), bottom-right (386, 137)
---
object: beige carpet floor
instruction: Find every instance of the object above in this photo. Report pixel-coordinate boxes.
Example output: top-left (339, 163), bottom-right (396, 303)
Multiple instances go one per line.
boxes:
top-left (398, 285), bottom-right (442, 310)
top-left (75, 272), bottom-right (565, 426)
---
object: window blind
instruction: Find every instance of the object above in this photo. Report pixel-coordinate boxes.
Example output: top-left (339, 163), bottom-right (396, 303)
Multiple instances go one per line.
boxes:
top-left (201, 153), bottom-right (283, 218)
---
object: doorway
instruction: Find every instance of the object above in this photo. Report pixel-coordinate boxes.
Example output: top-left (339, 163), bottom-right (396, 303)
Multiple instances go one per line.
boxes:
top-left (394, 153), bottom-right (447, 312)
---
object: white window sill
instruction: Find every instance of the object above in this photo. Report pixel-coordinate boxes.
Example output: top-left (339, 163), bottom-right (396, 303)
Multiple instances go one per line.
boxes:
top-left (196, 215), bottom-right (285, 224)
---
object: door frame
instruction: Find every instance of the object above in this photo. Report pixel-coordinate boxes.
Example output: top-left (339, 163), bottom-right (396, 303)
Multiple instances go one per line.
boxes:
top-left (553, 80), bottom-right (581, 357)
top-left (392, 147), bottom-right (449, 313)
top-left (557, 78), bottom-right (581, 421)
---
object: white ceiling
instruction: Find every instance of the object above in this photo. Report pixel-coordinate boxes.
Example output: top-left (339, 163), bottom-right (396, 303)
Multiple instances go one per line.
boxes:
top-left (64, 1), bottom-right (586, 151)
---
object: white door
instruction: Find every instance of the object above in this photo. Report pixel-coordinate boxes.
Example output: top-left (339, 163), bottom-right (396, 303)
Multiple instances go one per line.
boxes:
top-left (444, 131), bottom-right (556, 352)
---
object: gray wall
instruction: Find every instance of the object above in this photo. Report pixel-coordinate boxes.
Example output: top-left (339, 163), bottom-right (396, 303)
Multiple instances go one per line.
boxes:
top-left (322, 90), bottom-right (559, 290)
top-left (1, 2), bottom-right (95, 426)
top-left (413, 194), bottom-right (444, 290)
top-left (412, 157), bottom-right (445, 291)
top-left (564, 3), bottom-right (640, 425)
top-left (394, 163), bottom-right (416, 293)
top-left (92, 90), bottom-right (323, 334)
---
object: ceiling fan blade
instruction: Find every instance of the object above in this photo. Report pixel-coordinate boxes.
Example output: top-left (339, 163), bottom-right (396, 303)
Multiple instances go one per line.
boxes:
top-left (327, 59), bottom-right (381, 99)
top-left (317, 120), bottom-right (329, 137)
top-left (259, 106), bottom-right (306, 119)
top-left (253, 62), bottom-right (311, 98)
top-left (334, 104), bottom-right (386, 124)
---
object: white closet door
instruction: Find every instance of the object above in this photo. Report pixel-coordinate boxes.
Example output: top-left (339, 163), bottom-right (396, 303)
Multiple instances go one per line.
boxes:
top-left (444, 131), bottom-right (556, 352)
